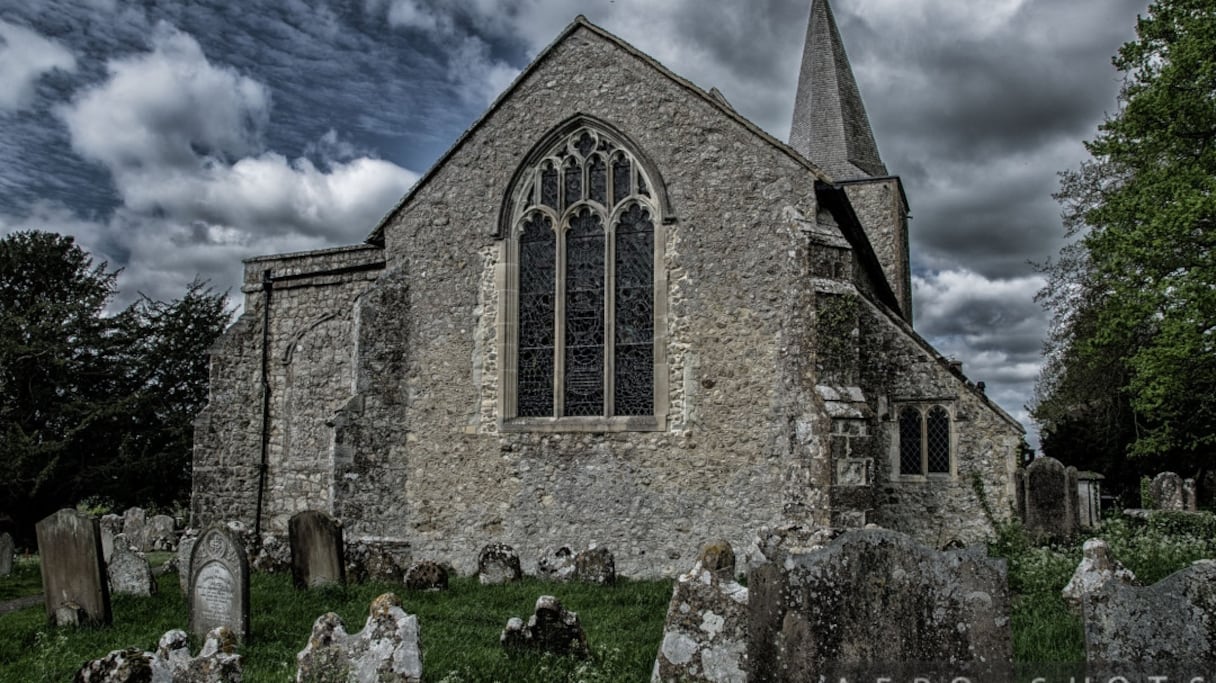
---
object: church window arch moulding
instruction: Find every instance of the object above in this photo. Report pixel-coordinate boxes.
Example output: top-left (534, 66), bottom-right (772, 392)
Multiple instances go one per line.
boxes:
top-left (497, 116), bottom-right (670, 432)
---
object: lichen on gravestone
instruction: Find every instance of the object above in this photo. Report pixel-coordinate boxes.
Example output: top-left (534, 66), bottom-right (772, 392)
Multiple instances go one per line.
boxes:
top-left (187, 524), bottom-right (250, 642)
top-left (295, 592), bottom-right (422, 683)
top-left (477, 542), bottom-right (521, 585)
top-left (500, 595), bottom-right (589, 659)
top-left (108, 544), bottom-right (158, 597)
top-left (1061, 538), bottom-right (1135, 611)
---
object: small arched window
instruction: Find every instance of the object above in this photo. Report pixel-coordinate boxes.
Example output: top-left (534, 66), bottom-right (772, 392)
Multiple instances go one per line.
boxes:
top-left (500, 120), bottom-right (667, 430)
top-left (896, 404), bottom-right (953, 477)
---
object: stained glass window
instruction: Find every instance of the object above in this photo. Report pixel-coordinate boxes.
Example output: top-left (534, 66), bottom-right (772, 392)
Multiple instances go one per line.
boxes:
top-left (508, 126), bottom-right (661, 421)
top-left (899, 408), bottom-right (922, 475)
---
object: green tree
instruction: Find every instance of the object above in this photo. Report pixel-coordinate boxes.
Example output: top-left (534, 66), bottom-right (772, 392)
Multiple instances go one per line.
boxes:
top-left (1035, 0), bottom-right (1216, 482)
top-left (0, 231), bottom-right (230, 538)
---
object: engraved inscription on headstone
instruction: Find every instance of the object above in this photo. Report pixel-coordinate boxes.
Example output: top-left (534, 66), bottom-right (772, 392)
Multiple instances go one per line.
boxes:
top-left (35, 508), bottom-right (111, 626)
top-left (188, 524), bottom-right (249, 642)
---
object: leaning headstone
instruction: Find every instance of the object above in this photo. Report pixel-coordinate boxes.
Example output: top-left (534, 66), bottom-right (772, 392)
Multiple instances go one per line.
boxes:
top-left (748, 528), bottom-right (1012, 680)
top-left (501, 595), bottom-right (589, 659)
top-left (146, 515), bottom-right (177, 551)
top-left (108, 544), bottom-right (158, 597)
top-left (1084, 559), bottom-right (1216, 670)
top-left (289, 510), bottom-right (346, 589)
top-left (536, 545), bottom-right (576, 581)
top-left (295, 592), bottom-right (422, 683)
top-left (477, 542), bottom-right (522, 585)
top-left (574, 545), bottom-right (615, 585)
top-left (1061, 538), bottom-right (1135, 610)
top-left (99, 514), bottom-right (123, 564)
top-left (1021, 456), bottom-right (1077, 540)
top-left (75, 627), bottom-right (242, 683)
top-left (177, 529), bottom-right (199, 595)
top-left (1151, 471), bottom-right (1185, 510)
top-left (188, 523), bottom-right (251, 642)
top-left (122, 507), bottom-right (149, 552)
top-left (653, 540), bottom-right (749, 683)
top-left (404, 560), bottom-right (448, 591)
top-left (0, 531), bottom-right (14, 576)
top-left (36, 508), bottom-right (111, 626)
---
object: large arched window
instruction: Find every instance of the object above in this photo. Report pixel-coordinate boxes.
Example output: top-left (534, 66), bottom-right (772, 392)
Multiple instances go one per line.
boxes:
top-left (499, 119), bottom-right (667, 431)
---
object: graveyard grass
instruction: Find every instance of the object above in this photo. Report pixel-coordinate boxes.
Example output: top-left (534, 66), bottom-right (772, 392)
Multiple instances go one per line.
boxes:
top-left (2, 512), bottom-right (1216, 681)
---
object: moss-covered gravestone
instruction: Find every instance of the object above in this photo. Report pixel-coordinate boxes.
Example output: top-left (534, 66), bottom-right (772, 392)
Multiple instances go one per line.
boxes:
top-left (35, 508), bottom-right (111, 626)
top-left (188, 523), bottom-right (250, 642)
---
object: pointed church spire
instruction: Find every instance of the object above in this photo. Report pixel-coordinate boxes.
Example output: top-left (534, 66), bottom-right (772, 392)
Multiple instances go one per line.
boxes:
top-left (789, 0), bottom-right (887, 179)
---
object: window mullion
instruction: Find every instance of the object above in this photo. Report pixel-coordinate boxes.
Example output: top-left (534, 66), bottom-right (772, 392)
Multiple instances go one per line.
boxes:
top-left (554, 218), bottom-right (567, 417)
top-left (604, 210), bottom-right (616, 417)
top-left (920, 410), bottom-right (929, 476)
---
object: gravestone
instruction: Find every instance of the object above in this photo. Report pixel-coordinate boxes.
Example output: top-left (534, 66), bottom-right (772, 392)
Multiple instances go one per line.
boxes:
top-left (35, 508), bottom-right (111, 626)
top-left (1183, 478), bottom-right (1199, 511)
top-left (0, 531), bottom-right (13, 576)
top-left (1151, 472), bottom-right (1185, 510)
top-left (177, 529), bottom-right (199, 595)
top-left (146, 514), bottom-right (177, 551)
top-left (1061, 538), bottom-right (1134, 610)
top-left (99, 514), bottom-right (123, 564)
top-left (477, 542), bottom-right (522, 585)
top-left (344, 538), bottom-right (409, 583)
top-left (122, 507), bottom-right (148, 552)
top-left (501, 595), bottom-right (589, 659)
top-left (108, 544), bottom-right (157, 597)
top-left (653, 540), bottom-right (749, 683)
top-left (748, 528), bottom-right (1012, 680)
top-left (76, 627), bottom-right (242, 682)
top-left (295, 593), bottom-right (423, 682)
top-left (537, 545), bottom-right (576, 581)
top-left (574, 546), bottom-right (615, 585)
top-left (404, 560), bottom-right (448, 591)
top-left (289, 510), bottom-right (346, 589)
top-left (1084, 559), bottom-right (1216, 669)
top-left (1020, 457), bottom-right (1077, 539)
top-left (188, 523), bottom-right (250, 642)
top-left (1076, 471), bottom-right (1104, 528)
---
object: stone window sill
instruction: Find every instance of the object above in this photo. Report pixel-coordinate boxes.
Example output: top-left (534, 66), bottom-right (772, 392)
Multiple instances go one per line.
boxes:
top-left (500, 415), bottom-right (664, 433)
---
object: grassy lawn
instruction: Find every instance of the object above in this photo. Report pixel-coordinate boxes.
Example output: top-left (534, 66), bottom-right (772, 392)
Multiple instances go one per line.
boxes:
top-left (2, 511), bottom-right (1213, 681)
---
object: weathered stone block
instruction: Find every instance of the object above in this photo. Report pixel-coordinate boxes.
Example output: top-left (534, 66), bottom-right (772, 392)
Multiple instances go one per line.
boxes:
top-left (747, 528), bottom-right (1011, 680)
top-left (109, 544), bottom-right (158, 597)
top-left (122, 507), bottom-right (148, 552)
top-left (477, 542), bottom-right (521, 585)
top-left (501, 595), bottom-right (589, 659)
top-left (295, 593), bottom-right (422, 682)
top-left (653, 541), bottom-right (749, 682)
top-left (74, 627), bottom-right (242, 683)
top-left (188, 524), bottom-right (250, 642)
top-left (1061, 538), bottom-right (1135, 611)
top-left (536, 545), bottom-right (576, 581)
top-left (1151, 471), bottom-right (1185, 510)
top-left (574, 546), bottom-right (615, 585)
top-left (146, 515), bottom-right (177, 551)
top-left (403, 560), bottom-right (448, 591)
top-left (36, 508), bottom-right (111, 627)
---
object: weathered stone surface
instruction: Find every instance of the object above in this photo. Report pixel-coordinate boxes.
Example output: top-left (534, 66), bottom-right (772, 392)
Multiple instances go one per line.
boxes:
top-left (1020, 457), bottom-right (1077, 540)
top-left (501, 595), bottom-right (589, 659)
top-left (748, 528), bottom-right (1011, 680)
top-left (295, 592), bottom-right (422, 683)
top-left (743, 525), bottom-right (839, 573)
top-left (36, 508), bottom-right (111, 626)
top-left (1061, 538), bottom-right (1135, 610)
top-left (653, 541), bottom-right (749, 683)
top-left (574, 546), bottom-right (615, 585)
top-left (251, 532), bottom-right (291, 573)
top-left (146, 515), bottom-right (177, 551)
top-left (123, 507), bottom-right (149, 552)
top-left (1151, 471), bottom-right (1185, 510)
top-left (289, 510), bottom-right (346, 589)
top-left (189, 524), bottom-right (250, 642)
top-left (403, 560), bottom-right (447, 591)
top-left (536, 545), bottom-right (576, 581)
top-left (75, 627), bottom-right (242, 683)
top-left (0, 531), bottom-right (13, 576)
top-left (109, 544), bottom-right (158, 597)
top-left (100, 514), bottom-right (123, 564)
top-left (1084, 559), bottom-right (1216, 666)
top-left (344, 539), bottom-right (409, 583)
top-left (178, 531), bottom-right (199, 595)
top-left (477, 543), bottom-right (521, 585)
top-left (1183, 477), bottom-right (1199, 511)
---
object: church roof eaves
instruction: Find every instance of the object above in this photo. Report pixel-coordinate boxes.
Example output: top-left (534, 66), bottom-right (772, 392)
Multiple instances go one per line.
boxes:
top-left (365, 15), bottom-right (836, 245)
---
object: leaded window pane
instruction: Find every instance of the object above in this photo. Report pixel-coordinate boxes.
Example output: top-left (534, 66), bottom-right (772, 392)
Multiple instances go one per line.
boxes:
top-left (564, 208), bottom-right (605, 416)
top-left (564, 160), bottom-right (582, 208)
top-left (518, 213), bottom-right (555, 416)
top-left (614, 203), bottom-right (653, 415)
top-left (541, 164), bottom-right (558, 210)
top-left (899, 408), bottom-right (922, 475)
top-left (926, 406), bottom-right (951, 473)
top-left (588, 155), bottom-right (607, 206)
top-left (575, 131), bottom-right (596, 158)
top-left (612, 156), bottom-right (631, 206)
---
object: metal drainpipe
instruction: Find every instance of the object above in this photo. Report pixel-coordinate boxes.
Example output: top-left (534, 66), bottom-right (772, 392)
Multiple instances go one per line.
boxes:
top-left (254, 269), bottom-right (273, 539)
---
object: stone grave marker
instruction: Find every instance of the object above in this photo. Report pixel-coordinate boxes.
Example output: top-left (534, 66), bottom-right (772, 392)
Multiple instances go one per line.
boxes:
top-left (0, 531), bottom-right (13, 576)
top-left (1084, 559), bottom-right (1216, 670)
top-left (188, 523), bottom-right (250, 642)
top-left (289, 510), bottom-right (346, 589)
top-left (501, 595), bottom-right (589, 659)
top-left (99, 513), bottom-right (122, 564)
top-left (1151, 471), bottom-right (1185, 510)
top-left (296, 592), bottom-right (422, 682)
top-left (36, 508), bottom-right (111, 627)
top-left (1020, 456), bottom-right (1077, 539)
top-left (574, 545), bottom-right (615, 585)
top-left (478, 542), bottom-right (522, 585)
top-left (177, 529), bottom-right (199, 595)
top-left (122, 506), bottom-right (148, 552)
top-left (146, 514), bottom-right (177, 551)
top-left (404, 560), bottom-right (448, 591)
top-left (1062, 538), bottom-right (1134, 610)
top-left (748, 528), bottom-right (1012, 680)
top-left (108, 544), bottom-right (158, 597)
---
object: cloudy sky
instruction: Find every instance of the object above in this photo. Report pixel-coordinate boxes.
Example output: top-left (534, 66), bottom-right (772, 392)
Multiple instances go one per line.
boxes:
top-left (0, 0), bottom-right (1149, 444)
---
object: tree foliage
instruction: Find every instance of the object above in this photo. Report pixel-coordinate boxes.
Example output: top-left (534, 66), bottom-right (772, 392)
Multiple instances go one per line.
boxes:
top-left (0, 231), bottom-right (231, 537)
top-left (1034, 0), bottom-right (1216, 486)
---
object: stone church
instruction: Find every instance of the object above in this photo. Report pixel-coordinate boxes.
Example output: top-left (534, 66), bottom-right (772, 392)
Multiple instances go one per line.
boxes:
top-left (192, 0), bottom-right (1023, 576)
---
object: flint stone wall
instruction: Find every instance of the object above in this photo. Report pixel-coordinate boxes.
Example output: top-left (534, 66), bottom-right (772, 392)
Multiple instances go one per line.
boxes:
top-left (190, 23), bottom-right (1021, 576)
top-left (748, 529), bottom-right (1012, 680)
